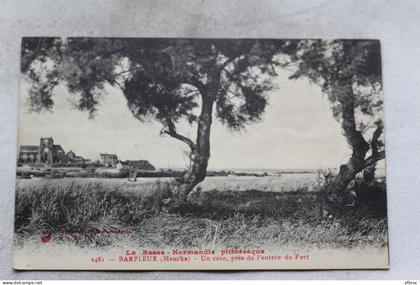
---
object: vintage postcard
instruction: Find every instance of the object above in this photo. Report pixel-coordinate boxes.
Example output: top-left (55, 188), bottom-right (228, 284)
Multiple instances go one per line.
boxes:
top-left (14, 38), bottom-right (388, 270)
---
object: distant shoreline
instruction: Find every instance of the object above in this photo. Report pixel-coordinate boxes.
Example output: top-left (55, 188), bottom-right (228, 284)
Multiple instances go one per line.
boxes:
top-left (16, 166), bottom-right (320, 179)
top-left (16, 165), bottom-right (385, 179)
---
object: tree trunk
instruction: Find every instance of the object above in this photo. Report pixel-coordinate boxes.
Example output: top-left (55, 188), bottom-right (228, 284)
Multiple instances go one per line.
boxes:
top-left (362, 164), bottom-right (376, 185)
top-left (172, 94), bottom-right (215, 206)
top-left (320, 81), bottom-right (386, 214)
top-left (326, 83), bottom-right (370, 204)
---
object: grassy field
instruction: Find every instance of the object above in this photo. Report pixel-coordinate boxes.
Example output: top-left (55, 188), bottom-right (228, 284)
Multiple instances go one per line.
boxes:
top-left (14, 177), bottom-right (388, 250)
top-left (16, 173), bottom-right (318, 192)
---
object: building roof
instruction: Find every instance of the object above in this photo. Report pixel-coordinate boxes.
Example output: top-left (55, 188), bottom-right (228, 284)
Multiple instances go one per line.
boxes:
top-left (123, 160), bottom-right (156, 171)
top-left (100, 153), bottom-right (118, 158)
top-left (19, 145), bottom-right (39, 152)
top-left (53, 145), bottom-right (65, 152)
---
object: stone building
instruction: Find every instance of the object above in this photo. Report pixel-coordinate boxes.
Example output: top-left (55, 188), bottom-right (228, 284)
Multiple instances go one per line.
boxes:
top-left (18, 145), bottom-right (39, 163)
top-left (38, 137), bottom-right (67, 164)
top-left (66, 150), bottom-right (85, 164)
top-left (18, 137), bottom-right (86, 166)
top-left (100, 153), bottom-right (119, 167)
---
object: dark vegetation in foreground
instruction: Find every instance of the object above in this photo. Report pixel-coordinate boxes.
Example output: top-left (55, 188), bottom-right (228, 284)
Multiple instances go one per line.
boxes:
top-left (14, 178), bottom-right (388, 249)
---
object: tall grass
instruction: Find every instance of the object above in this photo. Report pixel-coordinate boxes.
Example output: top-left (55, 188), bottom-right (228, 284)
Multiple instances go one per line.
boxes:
top-left (14, 178), bottom-right (388, 249)
top-left (15, 179), bottom-right (172, 234)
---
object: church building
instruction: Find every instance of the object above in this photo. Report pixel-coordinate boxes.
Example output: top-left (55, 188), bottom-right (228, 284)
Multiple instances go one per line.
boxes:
top-left (18, 137), bottom-right (85, 165)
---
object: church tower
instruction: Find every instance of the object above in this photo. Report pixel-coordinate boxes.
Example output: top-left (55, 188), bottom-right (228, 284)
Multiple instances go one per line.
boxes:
top-left (38, 137), bottom-right (54, 164)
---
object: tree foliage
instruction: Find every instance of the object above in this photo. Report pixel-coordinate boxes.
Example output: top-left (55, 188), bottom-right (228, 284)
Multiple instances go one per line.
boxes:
top-left (22, 38), bottom-right (295, 130)
top-left (284, 39), bottom-right (385, 198)
top-left (21, 38), bottom-right (385, 204)
top-left (21, 38), bottom-right (298, 202)
top-left (287, 40), bottom-right (383, 123)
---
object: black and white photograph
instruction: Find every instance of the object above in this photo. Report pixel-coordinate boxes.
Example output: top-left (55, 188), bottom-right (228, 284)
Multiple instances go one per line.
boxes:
top-left (13, 37), bottom-right (388, 270)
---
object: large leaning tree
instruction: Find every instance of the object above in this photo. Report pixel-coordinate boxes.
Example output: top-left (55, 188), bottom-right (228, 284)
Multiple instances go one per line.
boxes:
top-left (21, 37), bottom-right (297, 205)
top-left (285, 40), bottom-right (385, 202)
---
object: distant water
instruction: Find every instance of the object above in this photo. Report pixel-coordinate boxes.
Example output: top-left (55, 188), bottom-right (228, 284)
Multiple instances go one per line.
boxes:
top-left (224, 168), bottom-right (318, 175)
top-left (161, 167), bottom-right (386, 177)
top-left (213, 167), bottom-right (386, 177)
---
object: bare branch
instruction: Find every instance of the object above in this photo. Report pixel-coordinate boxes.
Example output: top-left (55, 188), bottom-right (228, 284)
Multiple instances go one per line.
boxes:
top-left (162, 119), bottom-right (196, 152)
top-left (370, 120), bottom-right (384, 156)
top-left (114, 66), bottom-right (144, 77)
top-left (269, 62), bottom-right (278, 75)
top-left (185, 77), bottom-right (206, 94)
top-left (107, 78), bottom-right (125, 91)
top-left (363, 150), bottom-right (385, 169)
top-left (183, 89), bottom-right (200, 97)
top-left (219, 56), bottom-right (237, 70)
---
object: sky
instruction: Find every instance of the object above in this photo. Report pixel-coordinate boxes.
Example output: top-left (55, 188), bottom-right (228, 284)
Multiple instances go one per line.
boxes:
top-left (18, 70), bottom-right (352, 170)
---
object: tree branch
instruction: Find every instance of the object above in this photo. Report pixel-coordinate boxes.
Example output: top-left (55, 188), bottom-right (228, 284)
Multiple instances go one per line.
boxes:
top-left (162, 119), bottom-right (196, 151)
top-left (335, 83), bottom-right (370, 156)
top-left (370, 120), bottom-right (383, 156)
top-left (358, 121), bottom-right (384, 171)
top-left (114, 66), bottom-right (144, 77)
top-left (219, 56), bottom-right (237, 70)
top-left (178, 75), bottom-right (207, 96)
top-left (363, 150), bottom-right (385, 169)
top-left (107, 78), bottom-right (125, 91)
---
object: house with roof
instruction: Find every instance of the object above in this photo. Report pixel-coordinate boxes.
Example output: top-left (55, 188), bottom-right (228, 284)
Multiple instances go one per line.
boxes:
top-left (100, 153), bottom-right (119, 167)
top-left (122, 160), bottom-right (156, 171)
